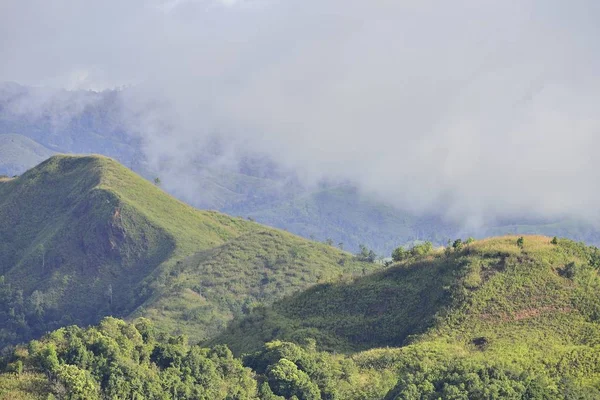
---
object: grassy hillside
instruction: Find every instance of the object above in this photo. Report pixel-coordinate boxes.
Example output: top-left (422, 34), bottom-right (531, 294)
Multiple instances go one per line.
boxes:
top-left (0, 155), bottom-right (375, 347)
top-left (2, 236), bottom-right (600, 399)
top-left (217, 236), bottom-right (600, 353)
top-left (0, 134), bottom-right (55, 177)
top-left (215, 236), bottom-right (600, 391)
top-left (136, 229), bottom-right (375, 341)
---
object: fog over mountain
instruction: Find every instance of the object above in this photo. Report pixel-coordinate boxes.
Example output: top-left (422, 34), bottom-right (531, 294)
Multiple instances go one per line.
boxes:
top-left (2, 0), bottom-right (600, 228)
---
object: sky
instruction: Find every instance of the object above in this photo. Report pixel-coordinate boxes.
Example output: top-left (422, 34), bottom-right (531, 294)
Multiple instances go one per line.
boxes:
top-left (1, 0), bottom-right (600, 225)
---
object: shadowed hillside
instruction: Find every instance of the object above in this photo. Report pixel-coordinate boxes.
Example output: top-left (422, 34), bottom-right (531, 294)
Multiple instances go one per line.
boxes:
top-left (0, 155), bottom-right (253, 342)
top-left (0, 155), bottom-right (376, 347)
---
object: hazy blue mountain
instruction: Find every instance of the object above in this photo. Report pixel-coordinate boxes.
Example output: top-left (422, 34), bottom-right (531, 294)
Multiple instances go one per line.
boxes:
top-left (0, 133), bottom-right (56, 176)
top-left (2, 82), bottom-right (600, 255)
top-left (224, 184), bottom-right (457, 255)
top-left (0, 83), bottom-right (138, 163)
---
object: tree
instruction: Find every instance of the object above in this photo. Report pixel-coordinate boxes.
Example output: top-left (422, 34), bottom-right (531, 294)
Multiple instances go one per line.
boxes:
top-left (337, 242), bottom-right (344, 250)
top-left (560, 262), bottom-right (578, 279)
top-left (517, 236), bottom-right (525, 248)
top-left (28, 290), bottom-right (46, 317)
top-left (367, 250), bottom-right (376, 263)
top-left (267, 359), bottom-right (321, 400)
top-left (55, 364), bottom-right (100, 400)
top-left (324, 238), bottom-right (334, 246)
top-left (551, 236), bottom-right (558, 245)
top-left (356, 245), bottom-right (376, 263)
top-left (153, 177), bottom-right (161, 186)
top-left (452, 239), bottom-right (463, 252)
top-left (411, 241), bottom-right (433, 257)
top-left (392, 246), bottom-right (409, 262)
top-left (465, 237), bottom-right (475, 245)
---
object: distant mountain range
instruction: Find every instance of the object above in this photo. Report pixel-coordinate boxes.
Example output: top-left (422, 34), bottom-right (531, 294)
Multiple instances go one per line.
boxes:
top-left (2, 82), bottom-right (600, 255)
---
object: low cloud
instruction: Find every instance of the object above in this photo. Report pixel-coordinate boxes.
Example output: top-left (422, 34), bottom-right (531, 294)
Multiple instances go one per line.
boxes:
top-left (1, 0), bottom-right (600, 225)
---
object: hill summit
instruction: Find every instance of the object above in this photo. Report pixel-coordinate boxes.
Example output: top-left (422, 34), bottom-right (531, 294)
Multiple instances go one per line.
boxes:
top-left (0, 155), bottom-right (375, 347)
top-left (217, 235), bottom-right (600, 351)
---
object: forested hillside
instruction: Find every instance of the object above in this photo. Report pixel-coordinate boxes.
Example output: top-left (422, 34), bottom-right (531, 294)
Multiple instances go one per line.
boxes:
top-left (1, 236), bottom-right (600, 399)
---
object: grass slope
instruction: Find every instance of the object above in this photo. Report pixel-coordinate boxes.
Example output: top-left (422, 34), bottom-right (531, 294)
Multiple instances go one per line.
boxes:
top-left (136, 229), bottom-right (375, 341)
top-left (3, 236), bottom-right (600, 399)
top-left (0, 155), bottom-right (375, 346)
top-left (216, 236), bottom-right (600, 390)
top-left (0, 134), bottom-right (55, 176)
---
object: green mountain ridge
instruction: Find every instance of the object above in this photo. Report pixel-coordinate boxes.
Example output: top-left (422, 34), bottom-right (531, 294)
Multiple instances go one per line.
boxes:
top-left (2, 236), bottom-right (600, 399)
top-left (0, 155), bottom-right (375, 348)
top-left (216, 236), bottom-right (600, 355)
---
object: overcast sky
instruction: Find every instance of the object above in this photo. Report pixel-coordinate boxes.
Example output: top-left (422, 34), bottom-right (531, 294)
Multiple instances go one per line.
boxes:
top-left (2, 0), bottom-right (600, 225)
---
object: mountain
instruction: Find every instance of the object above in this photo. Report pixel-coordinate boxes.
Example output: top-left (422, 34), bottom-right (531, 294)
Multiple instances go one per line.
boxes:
top-left (1, 235), bottom-right (599, 399)
top-left (0, 83), bottom-right (138, 164)
top-left (217, 236), bottom-right (600, 353)
top-left (0, 155), bottom-right (375, 348)
top-left (0, 134), bottom-right (55, 176)
top-left (3, 82), bottom-right (600, 256)
top-left (211, 236), bottom-right (600, 393)
top-left (229, 184), bottom-right (456, 255)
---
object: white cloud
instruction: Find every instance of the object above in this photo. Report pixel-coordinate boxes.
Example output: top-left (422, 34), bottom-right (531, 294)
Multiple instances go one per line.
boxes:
top-left (1, 0), bottom-right (600, 225)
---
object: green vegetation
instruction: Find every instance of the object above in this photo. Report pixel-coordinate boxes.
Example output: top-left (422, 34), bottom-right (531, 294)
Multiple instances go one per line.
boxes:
top-left (0, 318), bottom-right (256, 399)
top-left (0, 318), bottom-right (403, 400)
top-left (135, 230), bottom-right (374, 341)
top-left (1, 236), bottom-right (600, 398)
top-left (391, 241), bottom-right (433, 262)
top-left (2, 154), bottom-right (600, 398)
top-left (212, 236), bottom-right (600, 396)
top-left (0, 155), bottom-right (375, 348)
top-left (355, 244), bottom-right (377, 262)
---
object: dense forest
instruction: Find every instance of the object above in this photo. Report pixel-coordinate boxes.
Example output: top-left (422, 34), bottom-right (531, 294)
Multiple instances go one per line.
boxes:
top-left (1, 316), bottom-right (596, 399)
